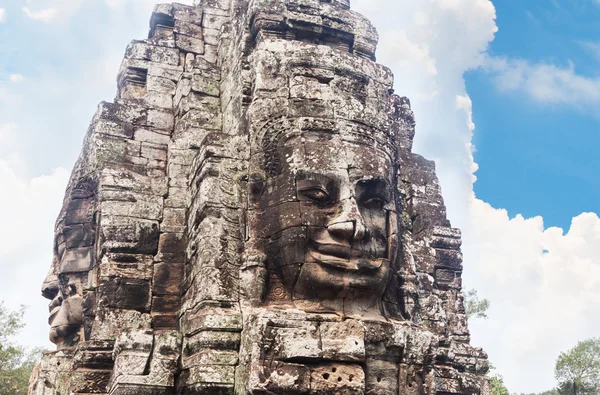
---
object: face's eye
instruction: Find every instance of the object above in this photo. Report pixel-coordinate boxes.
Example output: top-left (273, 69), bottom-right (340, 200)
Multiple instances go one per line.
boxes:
top-left (300, 188), bottom-right (331, 204)
top-left (361, 196), bottom-right (387, 211)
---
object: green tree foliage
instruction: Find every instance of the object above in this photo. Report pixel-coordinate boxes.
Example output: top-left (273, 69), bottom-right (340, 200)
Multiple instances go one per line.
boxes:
top-left (555, 338), bottom-right (600, 395)
top-left (515, 390), bottom-right (560, 395)
top-left (555, 381), bottom-right (597, 395)
top-left (489, 374), bottom-right (510, 395)
top-left (0, 302), bottom-right (41, 395)
top-left (487, 363), bottom-right (510, 395)
top-left (464, 288), bottom-right (490, 320)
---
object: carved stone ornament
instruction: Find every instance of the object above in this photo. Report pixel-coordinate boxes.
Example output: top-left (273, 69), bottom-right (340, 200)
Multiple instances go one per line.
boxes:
top-left (29, 1), bottom-right (490, 394)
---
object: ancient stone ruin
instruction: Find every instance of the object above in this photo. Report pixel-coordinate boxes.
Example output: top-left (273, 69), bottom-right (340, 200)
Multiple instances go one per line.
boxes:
top-left (29, 0), bottom-right (490, 394)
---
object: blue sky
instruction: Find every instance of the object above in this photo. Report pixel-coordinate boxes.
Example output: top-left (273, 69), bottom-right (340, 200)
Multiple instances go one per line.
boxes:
top-left (468, 0), bottom-right (600, 230)
top-left (1, 0), bottom-right (599, 393)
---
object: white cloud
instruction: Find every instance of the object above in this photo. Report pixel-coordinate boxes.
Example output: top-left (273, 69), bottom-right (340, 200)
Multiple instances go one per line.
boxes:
top-left (22, 7), bottom-right (58, 23)
top-left (21, 0), bottom-right (91, 23)
top-left (467, 201), bottom-right (600, 390)
top-left (0, 8), bottom-right (5, 23)
top-left (0, 124), bottom-right (17, 144)
top-left (9, 74), bottom-right (24, 83)
top-left (105, 0), bottom-right (122, 8)
top-left (580, 40), bottom-right (600, 62)
top-left (483, 56), bottom-right (600, 109)
top-left (355, 1), bottom-right (600, 393)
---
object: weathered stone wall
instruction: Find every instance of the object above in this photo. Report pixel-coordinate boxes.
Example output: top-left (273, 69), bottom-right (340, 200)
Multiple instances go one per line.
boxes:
top-left (29, 1), bottom-right (489, 394)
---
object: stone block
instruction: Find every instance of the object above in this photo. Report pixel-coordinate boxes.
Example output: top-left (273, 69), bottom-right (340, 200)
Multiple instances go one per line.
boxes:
top-left (156, 232), bottom-right (186, 262)
top-left (95, 100), bottom-right (147, 125)
top-left (152, 295), bottom-right (181, 313)
top-left (99, 278), bottom-right (151, 313)
top-left (134, 128), bottom-right (171, 145)
top-left (101, 217), bottom-right (160, 255)
top-left (70, 369), bottom-right (112, 393)
top-left (110, 383), bottom-right (175, 395)
top-left (263, 362), bottom-right (311, 394)
top-left (100, 168), bottom-right (168, 196)
top-left (152, 313), bottom-right (178, 329)
top-left (175, 33), bottom-right (205, 54)
top-left (141, 142), bottom-right (168, 161)
top-left (309, 363), bottom-right (365, 395)
top-left (65, 198), bottom-right (95, 225)
top-left (320, 320), bottom-right (365, 362)
top-left (265, 322), bottom-right (321, 361)
top-left (89, 308), bottom-right (151, 341)
top-left (100, 197), bottom-right (163, 221)
top-left (435, 269), bottom-right (461, 290)
top-left (181, 350), bottom-right (238, 369)
top-left (72, 346), bottom-right (114, 371)
top-left (191, 74), bottom-right (220, 97)
top-left (59, 247), bottom-right (94, 274)
top-left (146, 90), bottom-right (174, 109)
top-left (177, 107), bottom-right (223, 131)
top-left (179, 364), bottom-right (235, 387)
top-left (183, 331), bottom-right (241, 356)
top-left (147, 75), bottom-right (177, 94)
top-left (93, 119), bottom-right (134, 139)
top-left (181, 307), bottom-right (242, 335)
top-left (99, 253), bottom-right (154, 280)
top-left (162, 208), bottom-right (187, 233)
top-left (153, 262), bottom-right (184, 295)
top-left (112, 351), bottom-right (150, 377)
top-left (64, 224), bottom-right (96, 248)
top-left (147, 109), bottom-right (175, 129)
top-left (365, 359), bottom-right (398, 395)
top-left (434, 249), bottom-right (463, 271)
top-left (125, 41), bottom-right (180, 66)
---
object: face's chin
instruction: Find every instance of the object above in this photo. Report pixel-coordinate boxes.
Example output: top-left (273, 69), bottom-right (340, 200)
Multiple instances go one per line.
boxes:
top-left (294, 229), bottom-right (390, 295)
top-left (49, 324), bottom-right (82, 347)
top-left (291, 239), bottom-right (391, 309)
top-left (290, 258), bottom-right (390, 318)
top-left (48, 297), bottom-right (84, 347)
top-left (294, 258), bottom-right (390, 295)
top-left (270, 227), bottom-right (395, 310)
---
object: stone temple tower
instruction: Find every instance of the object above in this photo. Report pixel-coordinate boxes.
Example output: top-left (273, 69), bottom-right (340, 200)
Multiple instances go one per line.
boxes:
top-left (29, 0), bottom-right (490, 394)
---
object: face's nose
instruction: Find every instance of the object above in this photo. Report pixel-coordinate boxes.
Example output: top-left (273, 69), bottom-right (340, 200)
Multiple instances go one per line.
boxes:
top-left (42, 267), bottom-right (59, 301)
top-left (327, 197), bottom-right (367, 243)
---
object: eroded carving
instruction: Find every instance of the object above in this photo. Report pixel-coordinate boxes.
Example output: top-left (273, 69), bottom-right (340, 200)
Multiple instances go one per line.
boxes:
top-left (249, 119), bottom-right (399, 319)
top-left (42, 177), bottom-right (97, 349)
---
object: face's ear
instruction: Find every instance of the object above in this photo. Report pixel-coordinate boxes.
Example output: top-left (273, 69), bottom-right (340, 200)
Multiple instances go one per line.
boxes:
top-left (249, 172), bottom-right (266, 203)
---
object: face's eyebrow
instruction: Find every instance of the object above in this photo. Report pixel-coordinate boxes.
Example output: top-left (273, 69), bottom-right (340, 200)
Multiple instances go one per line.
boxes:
top-left (356, 176), bottom-right (390, 188)
top-left (356, 177), bottom-right (392, 198)
top-left (295, 170), bottom-right (338, 187)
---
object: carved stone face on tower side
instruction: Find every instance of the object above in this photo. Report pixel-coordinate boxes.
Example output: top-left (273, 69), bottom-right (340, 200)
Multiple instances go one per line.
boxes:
top-left (250, 123), bottom-right (398, 318)
top-left (42, 178), bottom-right (97, 349)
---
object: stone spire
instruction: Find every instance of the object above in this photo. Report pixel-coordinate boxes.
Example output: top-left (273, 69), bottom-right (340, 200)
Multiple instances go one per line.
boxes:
top-left (29, 0), bottom-right (490, 394)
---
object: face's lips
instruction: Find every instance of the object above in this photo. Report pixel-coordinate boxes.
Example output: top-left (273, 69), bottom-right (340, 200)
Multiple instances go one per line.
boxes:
top-left (312, 242), bottom-right (362, 259)
top-left (48, 305), bottom-right (61, 325)
top-left (309, 241), bottom-right (385, 272)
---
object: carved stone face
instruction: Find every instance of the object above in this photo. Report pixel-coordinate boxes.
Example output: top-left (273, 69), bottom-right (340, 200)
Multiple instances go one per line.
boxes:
top-left (42, 179), bottom-right (96, 348)
top-left (43, 269), bottom-right (86, 347)
top-left (252, 130), bottom-right (398, 317)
